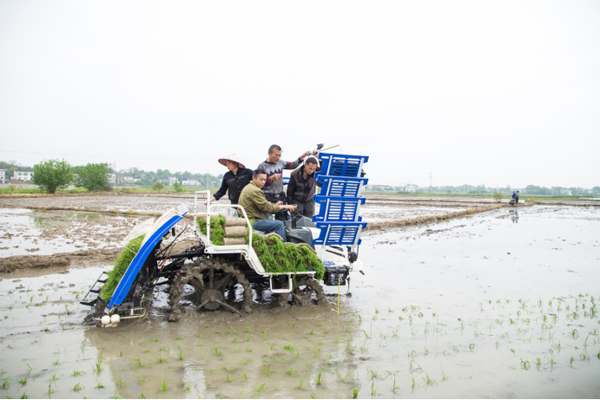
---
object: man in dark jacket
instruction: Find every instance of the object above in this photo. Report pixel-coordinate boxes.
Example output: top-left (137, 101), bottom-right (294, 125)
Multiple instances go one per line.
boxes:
top-left (287, 156), bottom-right (320, 218)
top-left (210, 154), bottom-right (254, 205)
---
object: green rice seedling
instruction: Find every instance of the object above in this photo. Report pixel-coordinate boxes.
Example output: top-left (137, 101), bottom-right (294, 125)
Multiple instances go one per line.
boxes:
top-left (240, 358), bottom-right (252, 365)
top-left (263, 330), bottom-right (268, 340)
top-left (18, 377), bottom-right (27, 386)
top-left (135, 358), bottom-right (144, 368)
top-left (116, 378), bottom-right (125, 388)
top-left (353, 388), bottom-right (358, 398)
top-left (227, 375), bottom-right (233, 383)
top-left (73, 383), bottom-right (82, 392)
top-left (288, 367), bottom-right (298, 377)
top-left (371, 381), bottom-right (377, 396)
top-left (160, 373), bottom-right (168, 392)
top-left (140, 391), bottom-right (146, 398)
top-left (263, 365), bottom-right (271, 376)
top-left (157, 357), bottom-right (167, 364)
top-left (47, 383), bottom-right (53, 396)
top-left (392, 377), bottom-right (400, 393)
top-left (177, 349), bottom-right (184, 361)
top-left (309, 329), bottom-right (314, 335)
top-left (311, 393), bottom-right (317, 399)
top-left (242, 372), bottom-right (248, 382)
top-left (244, 325), bottom-right (252, 334)
top-left (96, 383), bottom-right (105, 389)
top-left (214, 345), bottom-right (222, 357)
top-left (93, 360), bottom-right (102, 373)
top-left (298, 380), bottom-right (304, 389)
top-left (284, 344), bottom-right (293, 351)
top-left (315, 372), bottom-right (322, 385)
top-left (520, 359), bottom-right (530, 370)
top-left (72, 369), bottom-right (85, 377)
top-left (151, 337), bottom-right (159, 342)
top-left (256, 383), bottom-right (266, 393)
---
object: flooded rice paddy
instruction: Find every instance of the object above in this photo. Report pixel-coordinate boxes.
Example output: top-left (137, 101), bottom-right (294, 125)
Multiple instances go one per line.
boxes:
top-left (0, 194), bottom-right (599, 398)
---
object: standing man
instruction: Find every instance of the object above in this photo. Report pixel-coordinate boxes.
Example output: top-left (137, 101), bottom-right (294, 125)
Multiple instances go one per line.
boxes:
top-left (287, 155), bottom-right (320, 218)
top-left (209, 154), bottom-right (254, 205)
top-left (515, 191), bottom-right (520, 205)
top-left (238, 169), bottom-right (297, 241)
top-left (258, 144), bottom-right (311, 220)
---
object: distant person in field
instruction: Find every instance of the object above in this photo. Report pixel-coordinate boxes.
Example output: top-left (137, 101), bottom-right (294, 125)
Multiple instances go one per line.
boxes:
top-left (257, 144), bottom-right (311, 220)
top-left (238, 169), bottom-right (297, 241)
top-left (209, 154), bottom-right (253, 205)
top-left (287, 155), bottom-right (321, 218)
top-left (516, 191), bottom-right (520, 204)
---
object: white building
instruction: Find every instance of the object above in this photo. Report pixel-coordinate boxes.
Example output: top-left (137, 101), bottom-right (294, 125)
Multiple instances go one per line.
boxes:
top-left (0, 169), bottom-right (5, 183)
top-left (405, 184), bottom-right (419, 192)
top-left (169, 177), bottom-right (179, 185)
top-left (107, 173), bottom-right (116, 184)
top-left (13, 171), bottom-right (33, 181)
top-left (181, 179), bottom-right (200, 186)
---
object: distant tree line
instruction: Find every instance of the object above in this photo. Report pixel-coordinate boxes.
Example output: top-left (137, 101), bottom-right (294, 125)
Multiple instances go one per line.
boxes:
top-left (3, 159), bottom-right (598, 197)
top-left (366, 183), bottom-right (600, 197)
top-left (1, 160), bottom-right (224, 194)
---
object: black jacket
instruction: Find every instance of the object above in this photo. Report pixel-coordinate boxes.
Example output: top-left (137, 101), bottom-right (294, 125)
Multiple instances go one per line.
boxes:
top-left (287, 166), bottom-right (317, 206)
top-left (213, 168), bottom-right (253, 204)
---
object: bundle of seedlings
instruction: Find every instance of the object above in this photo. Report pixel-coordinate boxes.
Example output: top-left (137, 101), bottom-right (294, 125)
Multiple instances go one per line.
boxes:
top-left (197, 215), bottom-right (324, 279)
top-left (100, 234), bottom-right (145, 301)
top-left (252, 234), bottom-right (325, 280)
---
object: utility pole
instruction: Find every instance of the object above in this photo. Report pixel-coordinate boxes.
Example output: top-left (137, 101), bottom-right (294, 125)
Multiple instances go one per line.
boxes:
top-left (429, 172), bottom-right (432, 193)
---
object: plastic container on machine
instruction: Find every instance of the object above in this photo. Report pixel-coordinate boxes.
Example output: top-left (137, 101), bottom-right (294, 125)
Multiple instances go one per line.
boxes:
top-left (312, 152), bottom-right (368, 249)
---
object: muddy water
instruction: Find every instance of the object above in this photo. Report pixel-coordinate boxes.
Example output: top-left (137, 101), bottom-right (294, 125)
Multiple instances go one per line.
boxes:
top-left (0, 208), bottom-right (140, 257)
top-left (1, 205), bottom-right (599, 398)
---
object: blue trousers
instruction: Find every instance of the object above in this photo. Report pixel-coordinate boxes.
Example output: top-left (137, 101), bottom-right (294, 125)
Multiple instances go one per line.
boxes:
top-left (253, 219), bottom-right (286, 241)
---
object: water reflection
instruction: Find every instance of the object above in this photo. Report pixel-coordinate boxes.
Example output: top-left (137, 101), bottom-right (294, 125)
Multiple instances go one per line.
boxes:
top-left (510, 209), bottom-right (519, 223)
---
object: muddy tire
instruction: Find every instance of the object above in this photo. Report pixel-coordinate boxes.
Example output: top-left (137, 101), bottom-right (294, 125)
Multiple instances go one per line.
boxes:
top-left (287, 276), bottom-right (327, 307)
top-left (168, 258), bottom-right (252, 322)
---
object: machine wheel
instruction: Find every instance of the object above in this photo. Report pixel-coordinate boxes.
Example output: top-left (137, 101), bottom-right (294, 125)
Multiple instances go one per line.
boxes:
top-left (168, 258), bottom-right (252, 321)
top-left (289, 276), bottom-right (327, 306)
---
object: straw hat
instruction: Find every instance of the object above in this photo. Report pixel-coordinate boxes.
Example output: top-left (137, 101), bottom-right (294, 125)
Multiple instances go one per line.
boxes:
top-left (218, 153), bottom-right (245, 169)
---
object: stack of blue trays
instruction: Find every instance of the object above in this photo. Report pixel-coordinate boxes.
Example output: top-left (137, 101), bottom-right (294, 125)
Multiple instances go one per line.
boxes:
top-left (311, 153), bottom-right (369, 247)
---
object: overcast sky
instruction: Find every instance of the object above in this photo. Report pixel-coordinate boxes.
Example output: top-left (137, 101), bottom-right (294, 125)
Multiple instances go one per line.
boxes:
top-left (1, 0), bottom-right (599, 188)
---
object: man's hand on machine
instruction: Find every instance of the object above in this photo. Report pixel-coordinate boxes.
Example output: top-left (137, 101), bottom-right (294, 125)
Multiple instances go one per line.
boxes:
top-left (279, 204), bottom-right (297, 212)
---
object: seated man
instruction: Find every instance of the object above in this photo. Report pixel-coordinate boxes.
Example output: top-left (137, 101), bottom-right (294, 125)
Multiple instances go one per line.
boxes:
top-left (238, 169), bottom-right (297, 241)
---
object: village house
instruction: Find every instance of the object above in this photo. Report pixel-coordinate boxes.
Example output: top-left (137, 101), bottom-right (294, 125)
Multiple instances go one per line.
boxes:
top-left (0, 169), bottom-right (5, 184)
top-left (13, 170), bottom-right (33, 182)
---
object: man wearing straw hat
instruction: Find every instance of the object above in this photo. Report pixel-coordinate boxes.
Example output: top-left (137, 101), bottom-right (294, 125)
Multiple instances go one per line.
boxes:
top-left (209, 154), bottom-right (254, 205)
